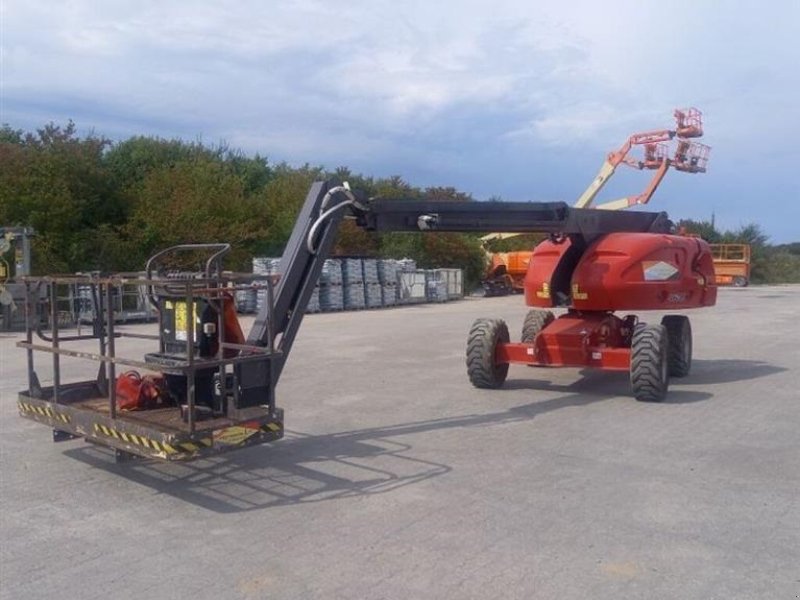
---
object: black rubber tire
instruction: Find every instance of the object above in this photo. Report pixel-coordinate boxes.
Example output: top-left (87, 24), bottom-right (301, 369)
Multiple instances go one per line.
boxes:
top-left (521, 309), bottom-right (555, 343)
top-left (466, 318), bottom-right (510, 389)
top-left (733, 276), bottom-right (748, 287)
top-left (630, 323), bottom-right (669, 402)
top-left (661, 315), bottom-right (692, 377)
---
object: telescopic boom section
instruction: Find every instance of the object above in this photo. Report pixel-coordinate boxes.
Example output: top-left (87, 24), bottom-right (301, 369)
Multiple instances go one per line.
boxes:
top-left (353, 199), bottom-right (672, 236)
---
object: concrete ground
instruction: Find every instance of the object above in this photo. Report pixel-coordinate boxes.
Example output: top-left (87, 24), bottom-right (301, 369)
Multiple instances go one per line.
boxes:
top-left (1, 286), bottom-right (798, 600)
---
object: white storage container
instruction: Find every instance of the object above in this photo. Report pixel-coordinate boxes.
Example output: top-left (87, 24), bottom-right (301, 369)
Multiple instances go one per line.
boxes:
top-left (399, 271), bottom-right (427, 303)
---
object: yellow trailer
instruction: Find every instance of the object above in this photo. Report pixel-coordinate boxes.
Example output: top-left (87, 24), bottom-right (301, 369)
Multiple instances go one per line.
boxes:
top-left (710, 244), bottom-right (750, 286)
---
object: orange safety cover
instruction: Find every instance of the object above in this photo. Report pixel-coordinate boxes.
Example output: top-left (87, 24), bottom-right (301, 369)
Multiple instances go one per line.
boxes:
top-left (524, 238), bottom-right (572, 308)
top-left (524, 233), bottom-right (716, 311)
top-left (570, 233), bottom-right (717, 311)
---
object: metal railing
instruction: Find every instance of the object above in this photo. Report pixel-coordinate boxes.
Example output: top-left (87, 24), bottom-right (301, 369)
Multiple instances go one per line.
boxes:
top-left (17, 270), bottom-right (278, 435)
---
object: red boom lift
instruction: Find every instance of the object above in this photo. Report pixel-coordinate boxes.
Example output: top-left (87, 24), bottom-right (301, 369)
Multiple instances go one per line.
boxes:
top-left (16, 124), bottom-right (717, 462)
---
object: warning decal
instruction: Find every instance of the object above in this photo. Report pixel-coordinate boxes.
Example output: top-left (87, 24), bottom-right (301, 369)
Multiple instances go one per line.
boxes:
top-left (642, 261), bottom-right (680, 281)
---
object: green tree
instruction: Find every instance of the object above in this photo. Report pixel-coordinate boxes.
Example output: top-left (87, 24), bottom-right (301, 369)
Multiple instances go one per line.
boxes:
top-left (0, 121), bottom-right (123, 272)
top-left (250, 164), bottom-right (325, 257)
top-left (676, 219), bottom-right (721, 242)
top-left (123, 157), bottom-right (271, 270)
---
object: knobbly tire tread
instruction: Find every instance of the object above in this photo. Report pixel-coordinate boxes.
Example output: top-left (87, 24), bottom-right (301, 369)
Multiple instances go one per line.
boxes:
top-left (521, 310), bottom-right (555, 343)
top-left (630, 323), bottom-right (669, 402)
top-left (466, 318), bottom-right (510, 389)
top-left (661, 315), bottom-right (692, 378)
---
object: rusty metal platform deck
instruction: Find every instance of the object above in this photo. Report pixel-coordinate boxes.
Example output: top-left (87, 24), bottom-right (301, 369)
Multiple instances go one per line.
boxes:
top-left (18, 381), bottom-right (284, 461)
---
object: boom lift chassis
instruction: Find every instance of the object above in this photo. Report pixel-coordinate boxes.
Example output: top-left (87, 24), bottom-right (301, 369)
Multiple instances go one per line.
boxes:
top-left (17, 181), bottom-right (713, 462)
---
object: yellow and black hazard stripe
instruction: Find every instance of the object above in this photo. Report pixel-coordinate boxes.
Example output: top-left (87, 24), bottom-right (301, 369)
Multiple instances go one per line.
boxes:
top-left (212, 422), bottom-right (283, 446)
top-left (18, 401), bottom-right (70, 424)
top-left (92, 423), bottom-right (212, 456)
top-left (171, 437), bottom-right (214, 454)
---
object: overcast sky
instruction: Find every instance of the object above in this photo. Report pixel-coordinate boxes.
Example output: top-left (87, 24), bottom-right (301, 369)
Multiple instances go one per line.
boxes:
top-left (2, 0), bottom-right (799, 241)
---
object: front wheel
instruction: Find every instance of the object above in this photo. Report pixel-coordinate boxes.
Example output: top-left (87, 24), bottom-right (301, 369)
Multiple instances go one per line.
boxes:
top-left (466, 318), bottom-right (509, 389)
top-left (630, 323), bottom-right (669, 402)
top-left (732, 276), bottom-right (748, 287)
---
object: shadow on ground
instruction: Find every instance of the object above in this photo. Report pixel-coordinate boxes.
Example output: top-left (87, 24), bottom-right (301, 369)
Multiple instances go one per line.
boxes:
top-left (60, 363), bottom-right (730, 513)
top-left (61, 358), bottom-right (781, 513)
top-left (680, 359), bottom-right (786, 385)
top-left (505, 358), bottom-right (784, 395)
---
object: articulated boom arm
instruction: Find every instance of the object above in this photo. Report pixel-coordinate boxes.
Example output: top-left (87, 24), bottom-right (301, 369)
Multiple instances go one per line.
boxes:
top-left (575, 107), bottom-right (710, 211)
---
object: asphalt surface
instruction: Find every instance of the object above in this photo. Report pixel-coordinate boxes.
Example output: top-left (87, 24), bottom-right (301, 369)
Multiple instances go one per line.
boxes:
top-left (1, 286), bottom-right (798, 599)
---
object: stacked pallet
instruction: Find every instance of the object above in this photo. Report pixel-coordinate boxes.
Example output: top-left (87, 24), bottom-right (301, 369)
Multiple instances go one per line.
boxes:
top-left (378, 259), bottom-right (399, 306)
top-left (396, 258), bottom-right (417, 272)
top-left (235, 288), bottom-right (258, 314)
top-left (362, 259), bottom-right (382, 308)
top-left (320, 259), bottom-right (343, 285)
top-left (248, 255), bottom-right (463, 314)
top-left (362, 258), bottom-right (380, 283)
top-left (306, 286), bottom-right (321, 313)
top-left (252, 257), bottom-right (281, 313)
top-left (341, 258), bottom-right (365, 309)
top-left (253, 257), bottom-right (281, 274)
top-left (319, 259), bottom-right (344, 310)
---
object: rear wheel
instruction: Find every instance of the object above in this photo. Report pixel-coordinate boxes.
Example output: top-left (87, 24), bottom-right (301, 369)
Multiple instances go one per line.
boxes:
top-left (467, 318), bottom-right (509, 389)
top-left (630, 323), bottom-right (669, 402)
top-left (661, 315), bottom-right (692, 377)
top-left (521, 309), bottom-right (555, 343)
top-left (733, 276), bottom-right (748, 287)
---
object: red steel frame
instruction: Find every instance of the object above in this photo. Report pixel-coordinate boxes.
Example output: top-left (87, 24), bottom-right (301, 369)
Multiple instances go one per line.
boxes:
top-left (495, 312), bottom-right (636, 371)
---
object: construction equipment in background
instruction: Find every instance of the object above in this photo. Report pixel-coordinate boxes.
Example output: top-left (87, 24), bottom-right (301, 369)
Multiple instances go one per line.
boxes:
top-left (480, 109), bottom-right (711, 295)
top-left (482, 249), bottom-right (530, 295)
top-left (479, 232), bottom-right (536, 296)
top-left (575, 108), bottom-right (710, 210)
top-left (0, 227), bottom-right (157, 330)
top-left (710, 243), bottom-right (751, 286)
top-left (17, 176), bottom-right (717, 463)
top-left (1, 227), bottom-right (34, 331)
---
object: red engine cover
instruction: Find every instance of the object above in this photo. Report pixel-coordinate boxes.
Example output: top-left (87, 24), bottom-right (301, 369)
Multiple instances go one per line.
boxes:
top-left (525, 233), bottom-right (717, 311)
top-left (524, 237), bottom-right (572, 307)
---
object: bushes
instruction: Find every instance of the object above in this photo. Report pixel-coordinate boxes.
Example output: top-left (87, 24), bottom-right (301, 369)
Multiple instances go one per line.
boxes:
top-left (6, 121), bottom-right (792, 286)
top-left (0, 122), bottom-right (485, 283)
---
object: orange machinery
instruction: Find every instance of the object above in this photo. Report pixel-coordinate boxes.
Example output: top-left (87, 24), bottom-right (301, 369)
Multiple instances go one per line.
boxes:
top-left (481, 109), bottom-right (711, 295)
top-left (575, 108), bottom-right (710, 210)
top-left (710, 244), bottom-right (750, 286)
top-left (480, 232), bottom-right (535, 295)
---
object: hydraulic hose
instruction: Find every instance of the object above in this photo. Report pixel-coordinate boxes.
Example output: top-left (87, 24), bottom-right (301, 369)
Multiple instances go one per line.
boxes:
top-left (306, 184), bottom-right (364, 254)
